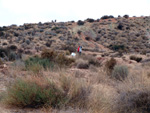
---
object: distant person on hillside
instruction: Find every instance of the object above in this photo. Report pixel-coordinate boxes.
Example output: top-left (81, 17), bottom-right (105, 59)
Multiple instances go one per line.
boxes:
top-left (78, 46), bottom-right (80, 53)
top-left (79, 46), bottom-right (82, 55)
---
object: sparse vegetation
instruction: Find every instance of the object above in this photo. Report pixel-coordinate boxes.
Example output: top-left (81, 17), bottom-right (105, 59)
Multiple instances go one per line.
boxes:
top-left (0, 16), bottom-right (150, 113)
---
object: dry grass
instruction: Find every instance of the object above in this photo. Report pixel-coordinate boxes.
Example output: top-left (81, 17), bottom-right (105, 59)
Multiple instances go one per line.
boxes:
top-left (88, 84), bottom-right (117, 113)
top-left (1, 58), bottom-right (150, 113)
top-left (112, 69), bottom-right (150, 113)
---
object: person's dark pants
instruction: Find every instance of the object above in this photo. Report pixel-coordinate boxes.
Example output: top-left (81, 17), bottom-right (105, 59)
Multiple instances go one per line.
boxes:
top-left (79, 52), bottom-right (81, 55)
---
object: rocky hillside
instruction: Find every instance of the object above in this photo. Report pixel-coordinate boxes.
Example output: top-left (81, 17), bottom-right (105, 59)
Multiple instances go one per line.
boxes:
top-left (0, 16), bottom-right (150, 55)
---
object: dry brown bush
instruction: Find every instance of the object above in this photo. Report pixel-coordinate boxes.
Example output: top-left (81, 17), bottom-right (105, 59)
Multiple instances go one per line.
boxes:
top-left (41, 49), bottom-right (57, 60)
top-left (76, 59), bottom-right (89, 69)
top-left (41, 49), bottom-right (75, 67)
top-left (105, 57), bottom-right (117, 75)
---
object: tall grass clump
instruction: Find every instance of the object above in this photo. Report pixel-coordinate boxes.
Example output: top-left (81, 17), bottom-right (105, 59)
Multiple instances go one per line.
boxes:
top-left (3, 77), bottom-right (65, 108)
top-left (88, 84), bottom-right (116, 113)
top-left (111, 65), bottom-right (129, 81)
top-left (59, 74), bottom-right (90, 108)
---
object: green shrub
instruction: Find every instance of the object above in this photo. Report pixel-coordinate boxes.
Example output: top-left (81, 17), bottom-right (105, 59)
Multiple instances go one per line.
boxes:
top-left (112, 65), bottom-right (128, 81)
top-left (3, 78), bottom-right (65, 108)
top-left (130, 55), bottom-right (142, 62)
top-left (25, 56), bottom-right (54, 72)
top-left (105, 58), bottom-right (117, 75)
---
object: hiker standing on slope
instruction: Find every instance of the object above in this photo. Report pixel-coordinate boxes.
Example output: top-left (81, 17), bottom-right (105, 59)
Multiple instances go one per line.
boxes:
top-left (79, 46), bottom-right (82, 55)
top-left (78, 46), bottom-right (80, 53)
